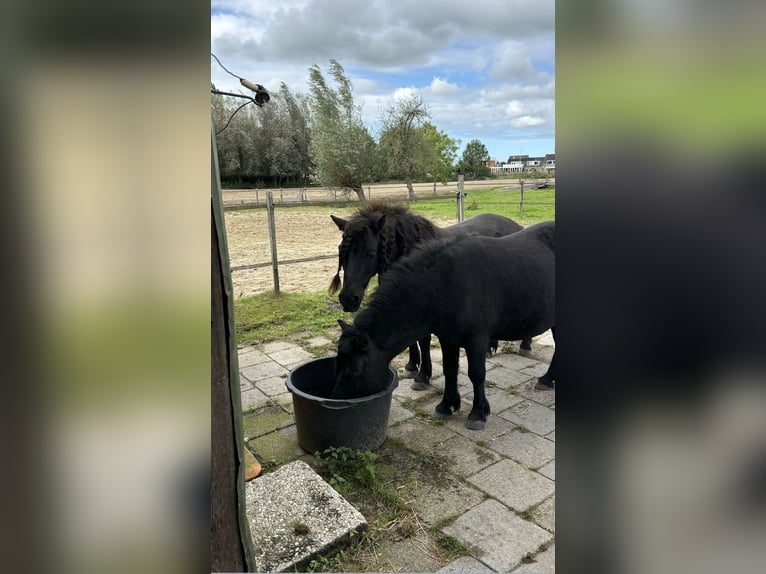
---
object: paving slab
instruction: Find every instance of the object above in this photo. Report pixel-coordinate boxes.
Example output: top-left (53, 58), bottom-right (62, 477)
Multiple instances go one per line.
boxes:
top-left (241, 361), bottom-right (289, 384)
top-left (393, 381), bottom-right (444, 402)
top-left (438, 434), bottom-right (502, 478)
top-left (405, 474), bottom-right (486, 526)
top-left (247, 425), bottom-right (304, 466)
top-left (388, 399), bottom-right (416, 425)
top-left (245, 460), bottom-right (367, 572)
top-left (387, 418), bottom-right (458, 452)
top-left (442, 499), bottom-right (552, 573)
top-left (532, 496), bottom-right (555, 534)
top-left (241, 387), bottom-right (271, 412)
top-left (253, 375), bottom-right (290, 397)
top-left (486, 353), bottom-right (540, 371)
top-left (377, 535), bottom-right (444, 573)
top-left (261, 341), bottom-right (295, 354)
top-left (242, 404), bottom-right (294, 440)
top-left (512, 544), bottom-right (554, 573)
top-left (270, 346), bottom-right (315, 367)
top-left (466, 386), bottom-right (525, 414)
top-left (485, 367), bottom-right (536, 390)
top-left (546, 431), bottom-right (555, 442)
top-left (513, 382), bottom-right (556, 407)
top-left (468, 459), bottom-right (555, 512)
top-left (518, 362), bottom-right (551, 379)
top-left (487, 429), bottom-right (555, 469)
top-left (238, 347), bottom-right (272, 368)
top-left (437, 556), bottom-right (495, 573)
top-left (441, 412), bottom-right (519, 442)
top-left (498, 401), bottom-right (555, 436)
top-left (538, 459), bottom-right (555, 481)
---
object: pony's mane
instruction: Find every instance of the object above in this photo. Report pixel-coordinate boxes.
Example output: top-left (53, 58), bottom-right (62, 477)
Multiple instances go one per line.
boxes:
top-left (355, 235), bottom-right (471, 332)
top-left (329, 200), bottom-right (439, 294)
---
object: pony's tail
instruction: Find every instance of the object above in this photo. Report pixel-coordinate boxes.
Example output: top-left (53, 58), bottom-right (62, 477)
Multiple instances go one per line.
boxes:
top-left (328, 264), bottom-right (342, 295)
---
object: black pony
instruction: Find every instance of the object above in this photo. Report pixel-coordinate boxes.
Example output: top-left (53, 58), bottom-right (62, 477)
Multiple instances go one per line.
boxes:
top-left (332, 220), bottom-right (556, 430)
top-left (329, 200), bottom-right (527, 387)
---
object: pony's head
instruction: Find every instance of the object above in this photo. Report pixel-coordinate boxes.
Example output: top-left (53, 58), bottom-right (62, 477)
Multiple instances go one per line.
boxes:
top-left (331, 319), bottom-right (390, 398)
top-left (329, 211), bottom-right (386, 312)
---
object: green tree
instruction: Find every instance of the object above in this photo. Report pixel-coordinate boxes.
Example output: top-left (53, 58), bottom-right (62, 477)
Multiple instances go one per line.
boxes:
top-left (458, 139), bottom-right (491, 179)
top-left (377, 93), bottom-right (429, 199)
top-left (307, 60), bottom-right (376, 201)
top-left (421, 122), bottom-right (459, 186)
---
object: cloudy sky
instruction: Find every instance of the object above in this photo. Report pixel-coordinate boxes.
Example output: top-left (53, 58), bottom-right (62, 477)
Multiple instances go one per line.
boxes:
top-left (211, 0), bottom-right (554, 162)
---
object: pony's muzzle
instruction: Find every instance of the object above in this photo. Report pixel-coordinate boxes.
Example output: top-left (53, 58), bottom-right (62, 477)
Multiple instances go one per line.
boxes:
top-left (339, 292), bottom-right (361, 312)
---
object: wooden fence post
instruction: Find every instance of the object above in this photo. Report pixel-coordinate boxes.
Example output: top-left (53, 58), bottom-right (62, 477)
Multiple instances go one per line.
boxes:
top-left (520, 179), bottom-right (525, 217)
top-left (266, 191), bottom-right (280, 293)
top-left (456, 174), bottom-right (465, 222)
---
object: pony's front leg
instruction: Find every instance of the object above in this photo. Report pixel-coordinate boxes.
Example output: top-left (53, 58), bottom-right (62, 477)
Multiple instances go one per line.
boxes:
top-left (402, 343), bottom-right (421, 379)
top-left (434, 341), bottom-right (460, 418)
top-left (411, 335), bottom-right (433, 390)
top-left (536, 326), bottom-right (556, 389)
top-left (465, 343), bottom-right (491, 430)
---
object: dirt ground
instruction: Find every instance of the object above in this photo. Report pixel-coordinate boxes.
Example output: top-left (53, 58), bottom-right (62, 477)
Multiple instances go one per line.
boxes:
top-left (224, 207), bottom-right (457, 297)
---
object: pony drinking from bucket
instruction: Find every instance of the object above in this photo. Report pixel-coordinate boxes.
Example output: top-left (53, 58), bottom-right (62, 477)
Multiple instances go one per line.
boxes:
top-left (332, 220), bottom-right (556, 430)
top-left (329, 200), bottom-right (528, 387)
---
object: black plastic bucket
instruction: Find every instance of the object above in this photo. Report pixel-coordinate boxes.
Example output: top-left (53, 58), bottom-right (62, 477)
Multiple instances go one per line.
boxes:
top-left (285, 356), bottom-right (398, 453)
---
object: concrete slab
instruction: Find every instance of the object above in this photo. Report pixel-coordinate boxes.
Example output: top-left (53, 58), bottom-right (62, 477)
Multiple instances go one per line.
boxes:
top-left (546, 431), bottom-right (555, 442)
top-left (247, 425), bottom-right (304, 466)
top-left (486, 353), bottom-right (540, 371)
top-left (441, 413), bottom-right (519, 442)
top-left (538, 459), bottom-right (555, 481)
top-left (466, 386), bottom-right (525, 414)
top-left (387, 418), bottom-right (458, 452)
top-left (241, 361), bottom-right (289, 384)
top-left (513, 381), bottom-right (556, 407)
top-left (261, 341), bottom-right (295, 354)
top-left (245, 460), bottom-right (367, 572)
top-left (518, 362), bottom-right (551, 379)
top-left (406, 474), bottom-right (486, 526)
top-left (242, 404), bottom-right (294, 440)
top-left (270, 346), bottom-right (315, 367)
top-left (388, 399), bottom-right (416, 425)
top-left (532, 496), bottom-right (555, 534)
top-left (468, 459), bottom-right (555, 512)
top-left (437, 556), bottom-right (495, 573)
top-left (377, 536), bottom-right (444, 573)
top-left (241, 387), bottom-right (271, 412)
top-left (512, 544), bottom-right (554, 573)
top-left (438, 435), bottom-right (502, 478)
top-left (487, 429), bottom-right (555, 469)
top-left (442, 499), bottom-right (552, 573)
top-left (238, 347), bottom-right (272, 368)
top-left (485, 367), bottom-right (536, 390)
top-left (251, 375), bottom-right (288, 397)
top-left (498, 401), bottom-right (555, 436)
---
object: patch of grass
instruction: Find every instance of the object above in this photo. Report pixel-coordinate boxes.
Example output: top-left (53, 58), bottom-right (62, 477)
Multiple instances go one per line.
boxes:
top-left (517, 425), bottom-right (530, 433)
top-left (234, 291), bottom-right (348, 346)
top-left (313, 447), bottom-right (379, 489)
top-left (434, 531), bottom-right (469, 555)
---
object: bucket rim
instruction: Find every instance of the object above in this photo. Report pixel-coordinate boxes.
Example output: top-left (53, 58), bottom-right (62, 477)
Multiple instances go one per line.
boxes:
top-left (286, 356), bottom-right (398, 405)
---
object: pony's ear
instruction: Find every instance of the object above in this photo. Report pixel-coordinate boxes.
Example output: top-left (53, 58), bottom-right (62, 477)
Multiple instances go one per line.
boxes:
top-left (337, 319), bottom-right (352, 332)
top-left (331, 215), bottom-right (347, 231)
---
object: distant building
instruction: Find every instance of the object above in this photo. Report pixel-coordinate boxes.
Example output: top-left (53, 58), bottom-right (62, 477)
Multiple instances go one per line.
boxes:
top-left (486, 153), bottom-right (555, 175)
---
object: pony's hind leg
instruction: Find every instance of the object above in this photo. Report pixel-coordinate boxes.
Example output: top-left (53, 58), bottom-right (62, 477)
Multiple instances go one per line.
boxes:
top-left (519, 338), bottom-right (533, 355)
top-left (535, 327), bottom-right (556, 390)
top-left (402, 343), bottom-right (421, 379)
top-left (411, 336), bottom-right (433, 390)
top-left (465, 343), bottom-right (491, 430)
top-left (434, 341), bottom-right (460, 418)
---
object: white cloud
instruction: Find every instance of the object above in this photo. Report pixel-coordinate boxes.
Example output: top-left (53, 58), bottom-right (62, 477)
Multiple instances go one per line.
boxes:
top-left (511, 115), bottom-right (546, 128)
top-left (429, 77), bottom-right (462, 96)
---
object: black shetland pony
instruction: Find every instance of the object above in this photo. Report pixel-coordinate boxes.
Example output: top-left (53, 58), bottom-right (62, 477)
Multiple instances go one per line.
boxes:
top-left (329, 200), bottom-right (527, 387)
top-left (332, 220), bottom-right (556, 430)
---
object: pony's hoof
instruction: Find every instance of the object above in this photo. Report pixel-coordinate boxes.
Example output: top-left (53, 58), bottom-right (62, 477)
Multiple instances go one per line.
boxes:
top-left (535, 376), bottom-right (554, 390)
top-left (402, 369), bottom-right (418, 380)
top-left (465, 419), bottom-right (486, 431)
top-left (410, 381), bottom-right (431, 391)
top-left (433, 409), bottom-right (452, 420)
top-left (517, 349), bottom-right (534, 358)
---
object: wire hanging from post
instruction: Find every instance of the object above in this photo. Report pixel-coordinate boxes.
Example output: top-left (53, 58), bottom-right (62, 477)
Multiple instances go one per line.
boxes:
top-left (211, 53), bottom-right (271, 135)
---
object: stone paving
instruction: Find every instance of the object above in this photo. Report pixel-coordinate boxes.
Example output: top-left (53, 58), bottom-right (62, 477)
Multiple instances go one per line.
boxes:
top-left (240, 333), bottom-right (555, 573)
